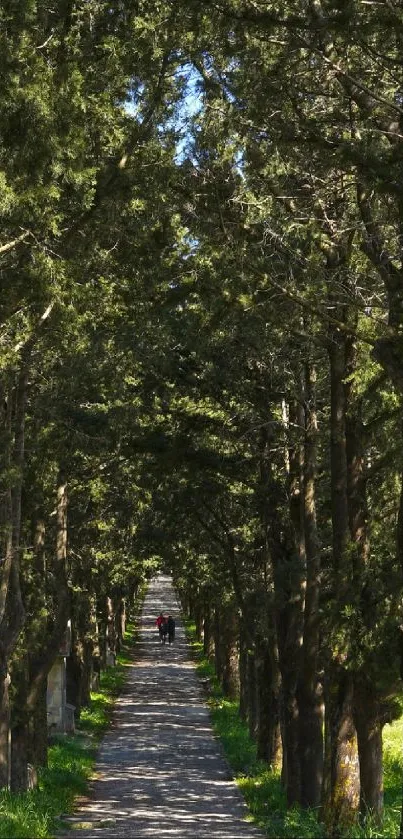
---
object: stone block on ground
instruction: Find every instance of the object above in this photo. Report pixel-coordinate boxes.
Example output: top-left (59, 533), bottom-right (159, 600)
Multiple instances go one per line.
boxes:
top-left (106, 650), bottom-right (116, 667)
top-left (47, 656), bottom-right (67, 732)
top-left (65, 703), bottom-right (76, 733)
top-left (91, 672), bottom-right (100, 691)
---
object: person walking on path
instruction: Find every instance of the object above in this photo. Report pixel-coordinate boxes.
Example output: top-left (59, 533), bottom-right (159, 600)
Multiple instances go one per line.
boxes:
top-left (62, 574), bottom-right (266, 839)
top-left (156, 611), bottom-right (167, 642)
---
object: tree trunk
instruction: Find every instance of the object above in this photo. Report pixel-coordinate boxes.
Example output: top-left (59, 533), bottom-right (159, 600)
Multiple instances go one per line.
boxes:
top-left (329, 333), bottom-right (350, 589)
top-left (259, 410), bottom-right (304, 805)
top-left (10, 649), bottom-right (29, 793)
top-left (28, 679), bottom-right (48, 770)
top-left (0, 395), bottom-right (15, 791)
top-left (247, 651), bottom-right (257, 741)
top-left (106, 596), bottom-right (117, 653)
top-left (344, 325), bottom-right (384, 822)
top-left (217, 603), bottom-right (239, 698)
top-left (354, 676), bottom-right (383, 822)
top-left (188, 588), bottom-right (194, 622)
top-left (323, 671), bottom-right (360, 836)
top-left (298, 679), bottom-right (324, 810)
top-left (0, 377), bottom-right (27, 695)
top-left (239, 623), bottom-right (248, 723)
top-left (192, 589), bottom-right (203, 642)
top-left (116, 598), bottom-right (126, 650)
top-left (275, 398), bottom-right (305, 807)
top-left (26, 520), bottom-right (48, 771)
top-left (398, 471), bottom-right (403, 839)
top-left (69, 634), bottom-right (93, 712)
top-left (324, 330), bottom-right (360, 831)
top-left (203, 599), bottom-right (214, 661)
top-left (0, 660), bottom-right (10, 789)
top-left (256, 639), bottom-right (281, 766)
top-left (298, 359), bottom-right (324, 809)
top-left (68, 589), bottom-right (94, 714)
top-left (19, 476), bottom-right (70, 785)
top-left (279, 652), bottom-right (301, 806)
top-left (98, 615), bottom-right (107, 669)
top-left (10, 722), bottom-right (28, 793)
top-left (81, 638), bottom-right (93, 706)
top-left (214, 608), bottom-right (222, 683)
top-left (8, 369), bottom-right (30, 793)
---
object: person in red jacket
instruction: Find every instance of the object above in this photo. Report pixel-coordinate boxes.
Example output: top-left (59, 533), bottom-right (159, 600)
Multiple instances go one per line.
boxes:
top-left (156, 612), bottom-right (167, 642)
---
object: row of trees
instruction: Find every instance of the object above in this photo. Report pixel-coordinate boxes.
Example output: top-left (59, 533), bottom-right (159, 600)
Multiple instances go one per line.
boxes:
top-left (1, 1), bottom-right (403, 836)
top-left (159, 1), bottom-right (403, 834)
top-left (0, 0), bottom-right (182, 793)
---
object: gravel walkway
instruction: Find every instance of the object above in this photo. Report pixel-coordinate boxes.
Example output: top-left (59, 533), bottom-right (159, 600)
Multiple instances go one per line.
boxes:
top-left (62, 574), bottom-right (265, 838)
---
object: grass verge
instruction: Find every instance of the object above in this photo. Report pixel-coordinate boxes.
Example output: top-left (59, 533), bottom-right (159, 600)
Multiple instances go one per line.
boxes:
top-left (0, 619), bottom-right (140, 839)
top-left (184, 619), bottom-right (403, 839)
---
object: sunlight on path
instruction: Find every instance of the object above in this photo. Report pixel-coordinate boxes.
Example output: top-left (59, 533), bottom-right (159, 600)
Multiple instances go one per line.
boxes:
top-left (62, 575), bottom-right (265, 838)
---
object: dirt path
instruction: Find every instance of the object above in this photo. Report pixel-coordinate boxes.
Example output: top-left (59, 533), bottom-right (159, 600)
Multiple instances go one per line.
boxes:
top-left (62, 574), bottom-right (265, 838)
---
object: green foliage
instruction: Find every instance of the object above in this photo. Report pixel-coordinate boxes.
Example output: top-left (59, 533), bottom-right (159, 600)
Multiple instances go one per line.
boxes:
top-left (1, 0), bottom-right (403, 831)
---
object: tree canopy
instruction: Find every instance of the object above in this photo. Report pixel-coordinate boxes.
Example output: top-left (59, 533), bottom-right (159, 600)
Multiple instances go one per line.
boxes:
top-left (1, 1), bottom-right (403, 835)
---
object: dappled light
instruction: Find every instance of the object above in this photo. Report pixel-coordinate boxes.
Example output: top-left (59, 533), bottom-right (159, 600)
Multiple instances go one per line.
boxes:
top-left (63, 576), bottom-right (263, 838)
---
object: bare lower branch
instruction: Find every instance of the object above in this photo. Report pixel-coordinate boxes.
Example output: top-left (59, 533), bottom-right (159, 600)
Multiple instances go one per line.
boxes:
top-left (0, 231), bottom-right (30, 256)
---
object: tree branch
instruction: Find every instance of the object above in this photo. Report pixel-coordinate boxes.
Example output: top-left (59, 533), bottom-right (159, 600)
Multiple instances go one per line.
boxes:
top-left (0, 232), bottom-right (30, 256)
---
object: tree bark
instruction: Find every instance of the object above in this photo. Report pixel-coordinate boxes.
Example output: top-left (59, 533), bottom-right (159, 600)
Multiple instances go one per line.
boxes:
top-left (0, 487), bottom-right (12, 790)
top-left (278, 636), bottom-right (301, 805)
top-left (220, 605), bottom-right (239, 698)
top-left (98, 601), bottom-right (108, 670)
top-left (214, 602), bottom-right (239, 697)
top-left (247, 650), bottom-right (257, 741)
top-left (7, 369), bottom-right (29, 793)
top-left (12, 476), bottom-right (70, 789)
top-left (398, 467), bottom-right (403, 839)
top-left (203, 598), bottom-right (214, 661)
top-left (259, 410), bottom-right (304, 806)
top-left (298, 360), bottom-right (324, 809)
top-left (345, 324), bottom-right (384, 822)
top-left (0, 657), bottom-right (10, 789)
top-left (10, 721), bottom-right (28, 793)
top-left (194, 590), bottom-right (203, 642)
top-left (28, 680), bottom-right (48, 771)
top-left (106, 596), bottom-right (117, 654)
top-left (256, 639), bottom-right (281, 766)
top-left (239, 622), bottom-right (248, 722)
top-left (324, 328), bottom-right (360, 832)
top-left (214, 607), bottom-right (223, 683)
top-left (354, 676), bottom-right (383, 822)
top-left (68, 588), bottom-right (96, 714)
top-left (323, 671), bottom-right (360, 836)
top-left (0, 374), bottom-right (27, 655)
top-left (27, 477), bottom-right (70, 715)
top-left (10, 648), bottom-right (29, 793)
top-left (116, 598), bottom-right (126, 650)
top-left (275, 398), bottom-right (305, 806)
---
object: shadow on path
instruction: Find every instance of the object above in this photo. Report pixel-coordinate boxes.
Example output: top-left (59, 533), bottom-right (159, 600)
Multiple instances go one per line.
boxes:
top-left (62, 575), bottom-right (265, 838)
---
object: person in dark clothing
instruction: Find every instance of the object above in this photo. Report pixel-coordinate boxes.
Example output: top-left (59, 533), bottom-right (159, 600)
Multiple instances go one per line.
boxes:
top-left (167, 615), bottom-right (175, 644)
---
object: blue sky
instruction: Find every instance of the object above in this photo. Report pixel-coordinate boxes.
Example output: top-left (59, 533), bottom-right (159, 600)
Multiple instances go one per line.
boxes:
top-left (125, 63), bottom-right (203, 162)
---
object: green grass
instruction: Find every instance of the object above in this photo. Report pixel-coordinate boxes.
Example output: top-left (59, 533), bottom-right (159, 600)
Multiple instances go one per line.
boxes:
top-left (184, 619), bottom-right (403, 839)
top-left (0, 619), bottom-right (140, 839)
top-left (348, 716), bottom-right (403, 839)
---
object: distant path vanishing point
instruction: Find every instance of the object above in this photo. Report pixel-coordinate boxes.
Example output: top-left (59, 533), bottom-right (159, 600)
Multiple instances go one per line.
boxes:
top-left (62, 574), bottom-right (266, 838)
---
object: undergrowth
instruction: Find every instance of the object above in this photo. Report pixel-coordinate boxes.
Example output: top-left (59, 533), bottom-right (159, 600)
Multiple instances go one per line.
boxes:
top-left (184, 619), bottom-right (403, 839)
top-left (0, 619), bottom-right (139, 839)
